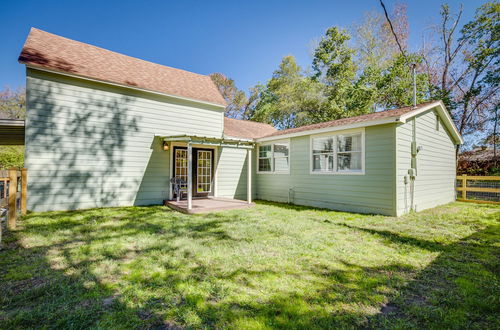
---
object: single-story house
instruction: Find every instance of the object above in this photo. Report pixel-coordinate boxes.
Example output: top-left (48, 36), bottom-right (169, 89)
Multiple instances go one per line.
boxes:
top-left (15, 28), bottom-right (463, 216)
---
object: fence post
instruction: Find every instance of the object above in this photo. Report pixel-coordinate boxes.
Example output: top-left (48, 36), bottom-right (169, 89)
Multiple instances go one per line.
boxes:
top-left (21, 168), bottom-right (27, 215)
top-left (8, 169), bottom-right (17, 230)
top-left (461, 174), bottom-right (467, 200)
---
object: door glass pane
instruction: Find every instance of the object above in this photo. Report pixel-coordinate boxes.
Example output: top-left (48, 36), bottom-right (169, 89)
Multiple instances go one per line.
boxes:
top-left (175, 149), bottom-right (188, 190)
top-left (197, 150), bottom-right (212, 193)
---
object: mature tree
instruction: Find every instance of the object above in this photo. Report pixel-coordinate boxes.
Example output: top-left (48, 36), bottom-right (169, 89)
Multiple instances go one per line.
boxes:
top-left (312, 27), bottom-right (376, 119)
top-left (0, 87), bottom-right (25, 119)
top-left (352, 2), bottom-right (409, 69)
top-left (251, 22), bottom-right (423, 128)
top-left (209, 73), bottom-right (249, 118)
top-left (252, 56), bottom-right (326, 128)
top-left (484, 104), bottom-right (499, 161)
top-left (0, 146), bottom-right (24, 169)
top-left (375, 54), bottom-right (430, 108)
top-left (248, 0), bottom-right (497, 149)
top-left (455, 1), bottom-right (500, 136)
top-left (421, 2), bottom-right (499, 144)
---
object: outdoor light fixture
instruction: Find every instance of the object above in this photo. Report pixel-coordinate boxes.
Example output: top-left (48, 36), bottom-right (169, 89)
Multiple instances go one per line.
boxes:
top-left (163, 141), bottom-right (169, 151)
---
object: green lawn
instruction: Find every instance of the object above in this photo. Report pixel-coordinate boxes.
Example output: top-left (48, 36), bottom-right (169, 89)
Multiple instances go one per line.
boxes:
top-left (0, 201), bottom-right (498, 329)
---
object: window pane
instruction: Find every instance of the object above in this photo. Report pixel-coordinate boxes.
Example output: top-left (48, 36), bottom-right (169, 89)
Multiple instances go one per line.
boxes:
top-left (259, 145), bottom-right (272, 158)
top-left (274, 144), bottom-right (289, 157)
top-left (274, 157), bottom-right (289, 171)
top-left (313, 153), bottom-right (334, 171)
top-left (337, 134), bottom-right (361, 152)
top-left (259, 158), bottom-right (271, 172)
top-left (312, 137), bottom-right (334, 153)
top-left (337, 152), bottom-right (362, 171)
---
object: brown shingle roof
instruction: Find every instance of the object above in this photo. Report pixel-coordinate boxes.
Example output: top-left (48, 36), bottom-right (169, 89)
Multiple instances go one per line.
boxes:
top-left (224, 118), bottom-right (277, 139)
top-left (18, 28), bottom-right (227, 106)
top-left (262, 101), bottom-right (440, 138)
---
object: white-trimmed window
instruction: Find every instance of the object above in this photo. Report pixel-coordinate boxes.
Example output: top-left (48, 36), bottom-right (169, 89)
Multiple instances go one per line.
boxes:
top-left (337, 134), bottom-right (362, 172)
top-left (258, 142), bottom-right (290, 173)
top-left (258, 145), bottom-right (272, 172)
top-left (312, 136), bottom-right (334, 172)
top-left (311, 131), bottom-right (364, 174)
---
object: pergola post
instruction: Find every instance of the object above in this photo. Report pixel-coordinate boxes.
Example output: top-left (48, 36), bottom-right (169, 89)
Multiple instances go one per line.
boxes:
top-left (247, 148), bottom-right (252, 204)
top-left (187, 142), bottom-right (193, 210)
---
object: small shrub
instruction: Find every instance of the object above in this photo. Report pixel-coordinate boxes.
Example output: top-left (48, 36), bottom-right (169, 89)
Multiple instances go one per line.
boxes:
top-left (0, 146), bottom-right (24, 169)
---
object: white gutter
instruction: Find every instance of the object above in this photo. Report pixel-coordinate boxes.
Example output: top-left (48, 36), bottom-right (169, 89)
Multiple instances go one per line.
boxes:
top-left (24, 65), bottom-right (227, 110)
top-left (256, 101), bottom-right (463, 145)
top-left (256, 117), bottom-right (402, 142)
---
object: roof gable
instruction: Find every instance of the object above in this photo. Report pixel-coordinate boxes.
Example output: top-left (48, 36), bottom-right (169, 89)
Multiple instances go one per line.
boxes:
top-left (398, 101), bottom-right (463, 145)
top-left (18, 28), bottom-right (227, 107)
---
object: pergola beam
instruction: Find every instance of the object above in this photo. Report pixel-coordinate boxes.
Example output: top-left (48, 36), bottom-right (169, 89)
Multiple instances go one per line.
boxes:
top-left (161, 135), bottom-right (254, 149)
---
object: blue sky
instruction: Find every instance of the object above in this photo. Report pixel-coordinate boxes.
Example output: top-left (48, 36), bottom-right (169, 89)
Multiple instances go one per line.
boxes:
top-left (0, 0), bottom-right (486, 93)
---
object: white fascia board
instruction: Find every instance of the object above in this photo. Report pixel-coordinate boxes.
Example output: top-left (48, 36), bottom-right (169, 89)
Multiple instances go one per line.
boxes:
top-left (0, 119), bottom-right (25, 126)
top-left (399, 100), bottom-right (464, 145)
top-left (25, 65), bottom-right (227, 110)
top-left (222, 135), bottom-right (254, 142)
top-left (255, 117), bottom-right (402, 142)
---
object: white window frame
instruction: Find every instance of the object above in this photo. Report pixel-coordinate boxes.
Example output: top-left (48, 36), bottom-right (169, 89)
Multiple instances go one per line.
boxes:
top-left (257, 144), bottom-right (273, 173)
top-left (309, 128), bottom-right (365, 175)
top-left (257, 139), bottom-right (290, 174)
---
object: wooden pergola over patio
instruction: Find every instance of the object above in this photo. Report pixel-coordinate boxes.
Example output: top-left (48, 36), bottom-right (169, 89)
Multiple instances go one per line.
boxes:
top-left (160, 134), bottom-right (255, 212)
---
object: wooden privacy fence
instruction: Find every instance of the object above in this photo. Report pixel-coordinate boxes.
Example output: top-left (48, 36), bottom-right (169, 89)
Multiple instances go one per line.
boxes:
top-left (0, 168), bottom-right (27, 233)
top-left (456, 175), bottom-right (500, 204)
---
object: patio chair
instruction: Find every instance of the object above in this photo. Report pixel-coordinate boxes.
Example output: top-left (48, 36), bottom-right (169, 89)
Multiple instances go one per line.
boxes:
top-left (170, 177), bottom-right (186, 202)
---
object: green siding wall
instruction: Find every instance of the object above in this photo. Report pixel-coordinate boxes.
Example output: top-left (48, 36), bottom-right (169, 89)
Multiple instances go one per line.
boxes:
top-left (216, 147), bottom-right (254, 200)
top-left (256, 124), bottom-right (396, 216)
top-left (25, 68), bottom-right (224, 212)
top-left (395, 109), bottom-right (456, 215)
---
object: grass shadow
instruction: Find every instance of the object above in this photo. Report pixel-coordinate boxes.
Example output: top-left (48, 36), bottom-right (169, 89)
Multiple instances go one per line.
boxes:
top-left (0, 203), bottom-right (498, 328)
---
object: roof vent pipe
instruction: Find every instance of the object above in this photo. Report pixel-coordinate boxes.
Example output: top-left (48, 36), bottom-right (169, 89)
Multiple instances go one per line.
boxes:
top-left (411, 63), bottom-right (417, 108)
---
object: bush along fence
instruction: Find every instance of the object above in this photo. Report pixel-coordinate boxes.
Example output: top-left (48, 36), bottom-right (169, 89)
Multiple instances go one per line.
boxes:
top-left (0, 168), bottom-right (27, 245)
top-left (456, 175), bottom-right (500, 204)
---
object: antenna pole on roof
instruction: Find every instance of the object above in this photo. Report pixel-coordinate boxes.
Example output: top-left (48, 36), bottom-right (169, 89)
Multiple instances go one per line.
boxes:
top-left (379, 0), bottom-right (418, 108)
top-left (411, 63), bottom-right (417, 108)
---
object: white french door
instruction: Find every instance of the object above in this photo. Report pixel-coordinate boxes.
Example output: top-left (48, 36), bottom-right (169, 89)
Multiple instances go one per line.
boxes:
top-left (197, 150), bottom-right (212, 193)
